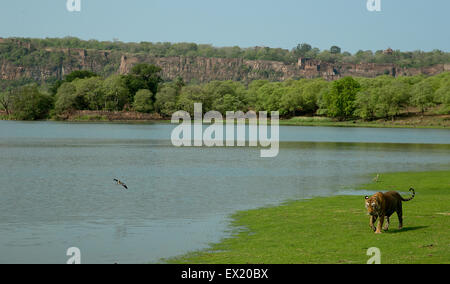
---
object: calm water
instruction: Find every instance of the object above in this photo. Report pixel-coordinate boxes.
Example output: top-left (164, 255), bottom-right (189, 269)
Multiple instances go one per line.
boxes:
top-left (0, 121), bottom-right (449, 263)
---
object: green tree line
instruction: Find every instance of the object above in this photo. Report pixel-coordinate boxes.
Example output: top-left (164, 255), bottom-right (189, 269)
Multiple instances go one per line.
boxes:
top-left (1, 64), bottom-right (449, 121)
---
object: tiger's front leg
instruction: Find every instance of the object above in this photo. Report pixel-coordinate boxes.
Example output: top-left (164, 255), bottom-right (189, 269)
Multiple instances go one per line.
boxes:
top-left (369, 215), bottom-right (378, 232)
top-left (375, 215), bottom-right (385, 234)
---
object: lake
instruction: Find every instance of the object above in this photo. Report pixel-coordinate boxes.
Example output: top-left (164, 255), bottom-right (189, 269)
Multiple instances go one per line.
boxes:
top-left (0, 121), bottom-right (449, 263)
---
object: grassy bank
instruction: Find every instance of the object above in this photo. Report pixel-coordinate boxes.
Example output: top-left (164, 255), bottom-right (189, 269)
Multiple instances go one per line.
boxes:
top-left (53, 112), bottom-right (450, 128)
top-left (1, 110), bottom-right (449, 129)
top-left (280, 114), bottom-right (449, 129)
top-left (169, 171), bottom-right (450, 264)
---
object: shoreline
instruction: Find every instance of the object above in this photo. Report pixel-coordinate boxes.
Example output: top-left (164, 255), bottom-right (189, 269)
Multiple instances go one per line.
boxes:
top-left (167, 170), bottom-right (450, 264)
top-left (1, 113), bottom-right (449, 129)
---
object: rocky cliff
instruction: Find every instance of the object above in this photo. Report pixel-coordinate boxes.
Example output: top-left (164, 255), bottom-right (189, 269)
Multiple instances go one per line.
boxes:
top-left (0, 47), bottom-right (120, 82)
top-left (1, 40), bottom-right (449, 85)
top-left (119, 54), bottom-right (449, 82)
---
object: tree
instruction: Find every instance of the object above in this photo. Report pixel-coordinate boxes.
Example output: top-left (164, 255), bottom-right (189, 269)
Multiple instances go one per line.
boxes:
top-left (316, 84), bottom-right (332, 116)
top-left (124, 64), bottom-right (163, 97)
top-left (293, 43), bottom-right (312, 58)
top-left (73, 77), bottom-right (105, 111)
top-left (0, 91), bottom-right (13, 115)
top-left (436, 87), bottom-right (450, 114)
top-left (177, 85), bottom-right (209, 115)
top-left (317, 50), bottom-right (335, 63)
top-left (279, 84), bottom-right (302, 116)
top-left (214, 93), bottom-right (247, 114)
top-left (354, 76), bottom-right (402, 120)
top-left (355, 88), bottom-right (379, 120)
top-left (155, 85), bottom-right (179, 117)
top-left (435, 78), bottom-right (450, 114)
top-left (206, 81), bottom-right (248, 115)
top-left (376, 85), bottom-right (401, 119)
top-left (102, 75), bottom-right (130, 111)
top-left (54, 82), bottom-right (78, 114)
top-left (301, 79), bottom-right (329, 113)
top-left (279, 79), bottom-right (330, 117)
top-left (50, 70), bottom-right (98, 95)
top-left (174, 76), bottom-right (185, 94)
top-left (133, 89), bottom-right (154, 113)
top-left (247, 80), bottom-right (269, 108)
top-left (11, 85), bottom-right (53, 120)
top-left (255, 82), bottom-right (284, 113)
top-left (54, 78), bottom-right (106, 114)
top-left (64, 70), bottom-right (98, 83)
top-left (411, 81), bottom-right (435, 114)
top-left (324, 77), bottom-right (360, 120)
top-left (389, 80), bottom-right (411, 109)
top-left (330, 46), bottom-right (342, 54)
top-left (49, 80), bottom-right (64, 96)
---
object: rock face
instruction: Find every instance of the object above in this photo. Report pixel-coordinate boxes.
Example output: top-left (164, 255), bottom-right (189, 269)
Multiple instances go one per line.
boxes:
top-left (118, 54), bottom-right (448, 82)
top-left (1, 48), bottom-right (117, 82)
top-left (0, 41), bottom-right (447, 84)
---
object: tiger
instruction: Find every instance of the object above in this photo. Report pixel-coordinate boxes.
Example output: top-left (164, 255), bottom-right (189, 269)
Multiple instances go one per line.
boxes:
top-left (364, 188), bottom-right (415, 234)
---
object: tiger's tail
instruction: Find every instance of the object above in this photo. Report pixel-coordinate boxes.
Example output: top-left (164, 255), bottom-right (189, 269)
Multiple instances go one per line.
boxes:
top-left (401, 188), bottom-right (415, 202)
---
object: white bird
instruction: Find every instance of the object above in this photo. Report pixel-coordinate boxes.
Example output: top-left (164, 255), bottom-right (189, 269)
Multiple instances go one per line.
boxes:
top-left (373, 174), bottom-right (380, 183)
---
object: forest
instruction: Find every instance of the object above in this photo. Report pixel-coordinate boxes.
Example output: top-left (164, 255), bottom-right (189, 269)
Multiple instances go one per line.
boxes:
top-left (0, 63), bottom-right (449, 121)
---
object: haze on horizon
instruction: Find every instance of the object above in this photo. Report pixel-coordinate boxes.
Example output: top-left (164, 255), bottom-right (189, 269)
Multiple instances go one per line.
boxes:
top-left (0, 0), bottom-right (449, 53)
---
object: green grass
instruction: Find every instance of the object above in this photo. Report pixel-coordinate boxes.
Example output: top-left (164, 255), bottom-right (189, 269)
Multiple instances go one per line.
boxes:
top-left (169, 171), bottom-right (450, 264)
top-left (69, 114), bottom-right (110, 122)
top-left (279, 116), bottom-right (449, 129)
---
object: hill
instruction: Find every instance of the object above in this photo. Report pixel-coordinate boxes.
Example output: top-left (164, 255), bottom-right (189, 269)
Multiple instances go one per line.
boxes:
top-left (1, 37), bottom-right (449, 88)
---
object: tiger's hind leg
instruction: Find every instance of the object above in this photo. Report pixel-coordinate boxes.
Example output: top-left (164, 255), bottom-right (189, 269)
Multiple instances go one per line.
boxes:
top-left (383, 216), bottom-right (390, 231)
top-left (397, 203), bottom-right (403, 230)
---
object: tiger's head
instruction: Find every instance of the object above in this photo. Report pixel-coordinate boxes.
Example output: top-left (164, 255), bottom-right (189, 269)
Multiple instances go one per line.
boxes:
top-left (365, 194), bottom-right (381, 216)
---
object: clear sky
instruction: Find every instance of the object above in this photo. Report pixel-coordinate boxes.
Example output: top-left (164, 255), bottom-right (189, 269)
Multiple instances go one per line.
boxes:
top-left (0, 0), bottom-right (448, 53)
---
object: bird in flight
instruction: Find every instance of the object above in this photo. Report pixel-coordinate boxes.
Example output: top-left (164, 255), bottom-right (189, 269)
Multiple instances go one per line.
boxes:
top-left (114, 179), bottom-right (128, 189)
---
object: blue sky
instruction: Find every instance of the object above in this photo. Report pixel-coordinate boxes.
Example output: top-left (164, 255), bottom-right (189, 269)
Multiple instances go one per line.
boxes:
top-left (0, 0), bottom-right (448, 52)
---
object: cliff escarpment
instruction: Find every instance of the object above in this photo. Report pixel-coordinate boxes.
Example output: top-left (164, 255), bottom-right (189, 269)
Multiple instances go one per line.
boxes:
top-left (1, 38), bottom-right (449, 85)
top-left (119, 54), bottom-right (450, 82)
